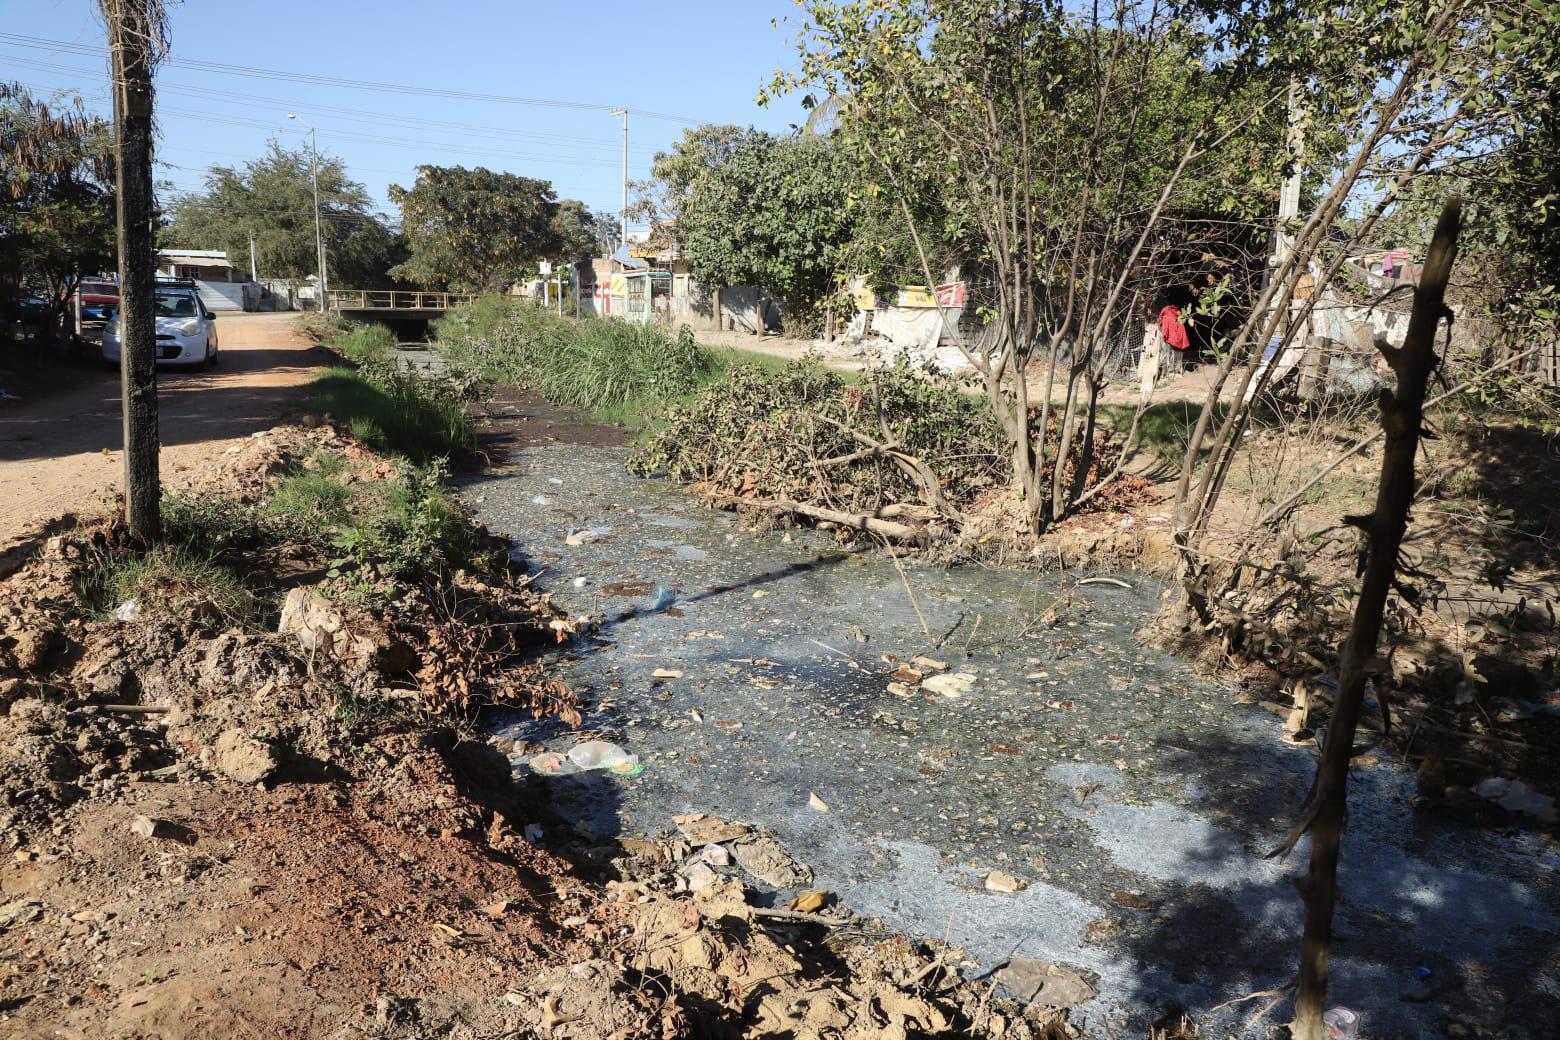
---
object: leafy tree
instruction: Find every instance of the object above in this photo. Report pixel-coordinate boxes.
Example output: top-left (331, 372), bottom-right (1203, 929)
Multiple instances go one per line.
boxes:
top-left (0, 83), bottom-right (114, 332)
top-left (389, 165), bottom-right (567, 291)
top-left (549, 198), bottom-right (601, 263)
top-left (163, 141), bottom-right (402, 288)
top-left (630, 124), bottom-right (748, 249)
top-left (683, 132), bottom-right (854, 310)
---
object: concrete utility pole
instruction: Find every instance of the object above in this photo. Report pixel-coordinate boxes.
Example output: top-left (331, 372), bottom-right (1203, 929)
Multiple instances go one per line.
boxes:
top-left (289, 114), bottom-right (328, 311)
top-left (249, 232), bottom-right (258, 281)
top-left (610, 106), bottom-right (628, 255)
top-left (105, 0), bottom-right (161, 543)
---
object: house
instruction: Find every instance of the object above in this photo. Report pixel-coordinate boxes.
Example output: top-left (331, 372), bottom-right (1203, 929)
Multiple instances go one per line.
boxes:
top-left (156, 249), bottom-right (259, 311)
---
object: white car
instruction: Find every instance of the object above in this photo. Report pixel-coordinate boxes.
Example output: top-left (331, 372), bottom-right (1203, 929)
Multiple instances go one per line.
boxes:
top-left (102, 287), bottom-right (220, 368)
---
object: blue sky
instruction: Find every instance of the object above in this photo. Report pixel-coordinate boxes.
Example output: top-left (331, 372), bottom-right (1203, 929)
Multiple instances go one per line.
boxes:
top-left (1, 0), bottom-right (809, 225)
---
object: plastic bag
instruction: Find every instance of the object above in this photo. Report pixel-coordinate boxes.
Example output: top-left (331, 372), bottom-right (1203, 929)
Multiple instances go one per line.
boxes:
top-left (568, 740), bottom-right (639, 773)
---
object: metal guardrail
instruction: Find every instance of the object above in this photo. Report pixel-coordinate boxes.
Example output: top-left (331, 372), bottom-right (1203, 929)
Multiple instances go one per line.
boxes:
top-left (327, 290), bottom-right (476, 311)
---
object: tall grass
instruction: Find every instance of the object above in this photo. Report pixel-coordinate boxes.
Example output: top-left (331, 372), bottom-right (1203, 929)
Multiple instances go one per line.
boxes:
top-left (438, 301), bottom-right (713, 416)
top-left (310, 363), bottom-right (476, 463)
top-left (331, 321), bottom-right (396, 364)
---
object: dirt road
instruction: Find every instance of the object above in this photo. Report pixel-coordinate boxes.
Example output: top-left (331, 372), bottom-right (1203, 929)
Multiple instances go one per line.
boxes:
top-left (0, 313), bottom-right (325, 541)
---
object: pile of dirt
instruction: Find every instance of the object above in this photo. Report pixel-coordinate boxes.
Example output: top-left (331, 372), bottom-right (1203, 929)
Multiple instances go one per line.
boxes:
top-left (0, 424), bottom-right (1085, 1039)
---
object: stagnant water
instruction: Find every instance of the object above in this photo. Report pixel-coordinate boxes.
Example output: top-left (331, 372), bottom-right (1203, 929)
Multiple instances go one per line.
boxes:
top-left (463, 443), bottom-right (1558, 1038)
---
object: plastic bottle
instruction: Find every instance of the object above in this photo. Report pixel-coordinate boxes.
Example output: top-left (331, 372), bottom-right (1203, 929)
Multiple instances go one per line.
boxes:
top-left (1323, 1007), bottom-right (1360, 1039)
top-left (568, 740), bottom-right (638, 772)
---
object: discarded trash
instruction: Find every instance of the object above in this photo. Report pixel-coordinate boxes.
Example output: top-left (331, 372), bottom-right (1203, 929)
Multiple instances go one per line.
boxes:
top-left (1412, 966), bottom-right (1433, 980)
top-left (995, 958), bottom-right (1097, 1008)
top-left (568, 740), bottom-right (639, 773)
top-left (890, 664), bottom-right (924, 684)
top-left (531, 495), bottom-right (552, 506)
top-left (923, 672), bottom-right (977, 698)
top-left (527, 752), bottom-right (568, 775)
top-left (1076, 576), bottom-right (1132, 590)
top-left (572, 576), bottom-right (587, 588)
top-left (984, 870), bottom-right (1028, 894)
top-left (112, 598), bottom-right (142, 622)
top-left (1323, 1007), bottom-right (1360, 1039)
top-left (565, 526), bottom-right (612, 546)
top-left (523, 823), bottom-right (544, 843)
top-left (1473, 777), bottom-right (1558, 822)
top-left (644, 586), bottom-right (676, 612)
top-left (652, 668), bottom-right (684, 679)
top-left (808, 792), bottom-right (830, 813)
top-left (911, 655), bottom-right (948, 672)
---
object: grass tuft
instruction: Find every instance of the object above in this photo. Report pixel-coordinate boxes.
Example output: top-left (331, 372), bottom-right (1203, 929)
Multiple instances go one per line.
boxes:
top-left (309, 364), bottom-right (476, 463)
top-left (77, 543), bottom-right (264, 629)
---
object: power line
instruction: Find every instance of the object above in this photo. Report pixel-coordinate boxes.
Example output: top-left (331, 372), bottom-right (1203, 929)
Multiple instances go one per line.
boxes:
top-left (1, 52), bottom-right (663, 156)
top-left (0, 32), bottom-right (707, 125)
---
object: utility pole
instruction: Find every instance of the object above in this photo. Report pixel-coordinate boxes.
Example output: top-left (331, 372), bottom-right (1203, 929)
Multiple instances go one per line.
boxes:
top-left (610, 107), bottom-right (628, 257)
top-left (249, 231), bottom-right (258, 281)
top-left (289, 114), bottom-right (328, 312)
top-left (103, 0), bottom-right (162, 543)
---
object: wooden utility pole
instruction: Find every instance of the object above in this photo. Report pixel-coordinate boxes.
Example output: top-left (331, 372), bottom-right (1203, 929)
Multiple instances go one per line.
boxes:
top-left (104, 0), bottom-right (162, 543)
top-left (1285, 199), bottom-right (1461, 1039)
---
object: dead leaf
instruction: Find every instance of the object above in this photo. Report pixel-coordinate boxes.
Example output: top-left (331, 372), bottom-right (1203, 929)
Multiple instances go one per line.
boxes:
top-left (787, 889), bottom-right (830, 913)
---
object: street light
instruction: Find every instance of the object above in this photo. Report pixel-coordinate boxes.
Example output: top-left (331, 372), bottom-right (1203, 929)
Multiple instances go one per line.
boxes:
top-left (287, 114), bottom-right (329, 312)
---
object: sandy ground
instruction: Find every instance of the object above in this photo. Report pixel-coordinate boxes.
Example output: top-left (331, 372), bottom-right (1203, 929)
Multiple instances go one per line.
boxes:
top-left (0, 313), bottom-right (325, 541)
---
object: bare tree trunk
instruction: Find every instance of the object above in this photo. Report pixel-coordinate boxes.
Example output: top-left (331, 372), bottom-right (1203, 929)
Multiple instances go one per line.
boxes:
top-left (1286, 199), bottom-right (1461, 1039)
top-left (106, 0), bottom-right (161, 544)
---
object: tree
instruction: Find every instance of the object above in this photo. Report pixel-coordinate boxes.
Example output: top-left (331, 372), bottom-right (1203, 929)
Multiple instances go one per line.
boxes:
top-left (0, 83), bottom-right (115, 336)
top-left (630, 123), bottom-right (747, 249)
top-left (683, 132), bottom-right (855, 314)
top-left (101, 0), bottom-right (168, 544)
top-left (549, 199), bottom-right (601, 264)
top-left (162, 142), bottom-right (402, 288)
top-left (778, 0), bottom-right (1295, 533)
top-left (389, 166), bottom-right (567, 292)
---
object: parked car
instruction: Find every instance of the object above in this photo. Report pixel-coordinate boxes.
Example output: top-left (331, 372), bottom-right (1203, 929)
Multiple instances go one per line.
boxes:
top-left (102, 286), bottom-right (220, 368)
top-left (16, 295), bottom-right (49, 324)
top-left (75, 279), bottom-right (120, 323)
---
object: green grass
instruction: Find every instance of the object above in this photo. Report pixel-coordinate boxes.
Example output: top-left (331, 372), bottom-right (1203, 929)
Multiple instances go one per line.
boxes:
top-left (330, 322), bottom-right (396, 364)
top-left (435, 296), bottom-right (853, 431)
top-left (268, 455), bottom-right (354, 528)
top-left (309, 364), bottom-right (475, 463)
top-left (77, 543), bottom-right (264, 629)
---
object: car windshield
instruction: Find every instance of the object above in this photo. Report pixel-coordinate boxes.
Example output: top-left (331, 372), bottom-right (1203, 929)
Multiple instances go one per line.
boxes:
top-left (154, 293), bottom-right (197, 318)
top-left (79, 282), bottom-right (117, 296)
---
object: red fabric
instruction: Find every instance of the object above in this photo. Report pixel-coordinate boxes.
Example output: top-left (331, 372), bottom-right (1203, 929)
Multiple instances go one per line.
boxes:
top-left (1159, 305), bottom-right (1189, 351)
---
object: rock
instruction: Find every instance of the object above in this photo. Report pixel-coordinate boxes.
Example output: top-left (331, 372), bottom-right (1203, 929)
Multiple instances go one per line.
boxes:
top-left (700, 843), bottom-right (732, 868)
top-left (128, 814), bottom-right (172, 839)
top-left (277, 588), bottom-right (344, 654)
top-left (1473, 777), bottom-right (1557, 822)
top-left (984, 871), bottom-right (1028, 894)
top-left (808, 792), bottom-right (830, 812)
top-left (213, 729), bottom-right (277, 784)
top-left (731, 833), bottom-right (812, 888)
top-left (0, 897), bottom-right (43, 929)
top-left (995, 958), bottom-right (1098, 1008)
top-left (923, 672), bottom-right (977, 698)
top-left (676, 817), bottom-right (750, 845)
top-left (680, 860), bottom-right (720, 896)
top-left (1111, 890), bottom-right (1155, 910)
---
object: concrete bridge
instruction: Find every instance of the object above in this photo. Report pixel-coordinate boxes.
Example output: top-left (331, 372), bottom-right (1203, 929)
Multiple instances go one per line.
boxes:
top-left (327, 289), bottom-right (475, 319)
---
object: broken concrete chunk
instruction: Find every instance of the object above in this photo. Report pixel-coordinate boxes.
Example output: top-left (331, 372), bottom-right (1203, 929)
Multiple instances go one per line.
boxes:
top-left (996, 957), bottom-right (1098, 1008)
top-left (676, 817), bottom-right (750, 845)
top-left (0, 897), bottom-right (44, 929)
top-left (731, 833), bottom-right (813, 888)
top-left (128, 814), bottom-right (173, 840)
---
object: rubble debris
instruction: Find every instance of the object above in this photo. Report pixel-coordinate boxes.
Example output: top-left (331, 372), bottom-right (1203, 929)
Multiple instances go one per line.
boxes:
top-left (213, 728), bottom-right (278, 784)
top-left (995, 957), bottom-right (1098, 1008)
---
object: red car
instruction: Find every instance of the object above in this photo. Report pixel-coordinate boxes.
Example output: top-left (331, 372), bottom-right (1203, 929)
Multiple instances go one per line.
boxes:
top-left (75, 278), bottom-right (120, 324)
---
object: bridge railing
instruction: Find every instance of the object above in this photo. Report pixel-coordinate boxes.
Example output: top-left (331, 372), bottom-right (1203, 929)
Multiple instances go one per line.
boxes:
top-left (328, 289), bottom-right (477, 311)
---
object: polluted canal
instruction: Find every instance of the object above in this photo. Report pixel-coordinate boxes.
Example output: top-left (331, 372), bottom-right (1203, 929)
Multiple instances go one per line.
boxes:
top-left (464, 440), bottom-right (1559, 1038)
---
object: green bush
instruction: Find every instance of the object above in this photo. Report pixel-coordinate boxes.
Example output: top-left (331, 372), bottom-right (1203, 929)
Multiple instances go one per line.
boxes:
top-left (431, 294), bottom-right (522, 345)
